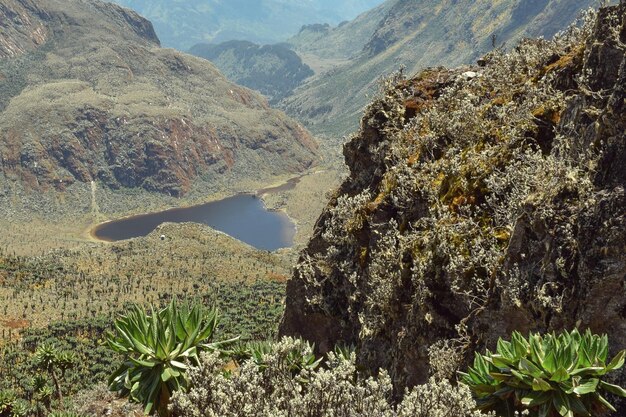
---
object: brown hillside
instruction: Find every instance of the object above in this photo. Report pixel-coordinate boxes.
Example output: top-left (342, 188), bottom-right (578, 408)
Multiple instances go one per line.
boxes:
top-left (0, 0), bottom-right (317, 200)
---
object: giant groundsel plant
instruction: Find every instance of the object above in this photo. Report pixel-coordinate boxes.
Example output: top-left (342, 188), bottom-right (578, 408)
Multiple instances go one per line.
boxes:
top-left (107, 300), bottom-right (236, 416)
top-left (460, 329), bottom-right (626, 417)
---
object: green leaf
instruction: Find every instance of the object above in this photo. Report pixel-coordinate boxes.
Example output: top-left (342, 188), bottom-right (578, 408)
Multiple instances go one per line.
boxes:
top-left (497, 339), bottom-right (514, 360)
top-left (567, 395), bottom-right (590, 416)
top-left (606, 350), bottom-right (625, 371)
top-left (161, 367), bottom-right (180, 382)
top-left (169, 360), bottom-right (188, 370)
top-left (569, 366), bottom-right (603, 376)
top-left (550, 366), bottom-right (570, 383)
top-left (599, 380), bottom-right (626, 397)
top-left (532, 377), bottom-right (553, 392)
top-left (130, 357), bottom-right (158, 369)
top-left (491, 355), bottom-right (514, 369)
top-left (519, 357), bottom-right (544, 378)
top-left (553, 390), bottom-right (574, 417)
top-left (520, 391), bottom-right (551, 407)
top-left (594, 393), bottom-right (617, 412)
top-left (543, 350), bottom-right (557, 374)
top-left (572, 378), bottom-right (598, 395)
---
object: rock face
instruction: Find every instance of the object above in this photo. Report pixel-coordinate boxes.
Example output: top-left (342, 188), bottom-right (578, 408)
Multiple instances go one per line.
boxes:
top-left (280, 3), bottom-right (625, 412)
top-left (0, 0), bottom-right (50, 58)
top-left (0, 0), bottom-right (317, 198)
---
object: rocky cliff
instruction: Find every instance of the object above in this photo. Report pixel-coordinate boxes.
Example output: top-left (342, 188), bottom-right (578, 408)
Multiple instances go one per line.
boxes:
top-left (0, 0), bottom-right (50, 58)
top-left (0, 0), bottom-right (317, 200)
top-left (280, 3), bottom-right (625, 412)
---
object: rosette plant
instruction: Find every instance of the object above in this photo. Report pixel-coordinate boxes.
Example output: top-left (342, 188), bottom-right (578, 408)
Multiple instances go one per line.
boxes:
top-left (107, 299), bottom-right (236, 416)
top-left (460, 329), bottom-right (626, 417)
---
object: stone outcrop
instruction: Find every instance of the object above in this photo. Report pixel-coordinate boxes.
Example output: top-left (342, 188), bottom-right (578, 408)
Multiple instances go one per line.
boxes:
top-left (281, 3), bottom-right (625, 413)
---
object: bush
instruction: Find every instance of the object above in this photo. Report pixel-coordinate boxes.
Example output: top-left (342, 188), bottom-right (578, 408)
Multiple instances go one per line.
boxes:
top-left (170, 336), bottom-right (489, 417)
top-left (459, 329), bottom-right (626, 417)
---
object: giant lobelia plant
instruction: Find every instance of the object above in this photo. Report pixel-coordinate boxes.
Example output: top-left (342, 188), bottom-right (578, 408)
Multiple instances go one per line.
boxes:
top-left (107, 299), bottom-right (236, 416)
top-left (460, 329), bottom-right (626, 417)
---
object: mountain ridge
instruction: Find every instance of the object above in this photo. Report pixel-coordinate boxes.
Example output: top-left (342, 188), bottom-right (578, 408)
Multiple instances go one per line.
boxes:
top-left (0, 0), bottom-right (318, 203)
top-left (281, 0), bottom-right (600, 136)
top-left (108, 0), bottom-right (385, 50)
top-left (189, 40), bottom-right (314, 104)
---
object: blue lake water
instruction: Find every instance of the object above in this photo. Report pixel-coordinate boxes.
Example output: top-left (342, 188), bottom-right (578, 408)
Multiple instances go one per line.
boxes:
top-left (91, 194), bottom-right (295, 251)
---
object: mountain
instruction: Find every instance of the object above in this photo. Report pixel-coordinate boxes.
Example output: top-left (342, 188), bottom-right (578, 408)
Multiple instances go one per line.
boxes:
top-left (280, 3), bottom-right (626, 411)
top-left (189, 41), bottom-right (314, 104)
top-left (281, 0), bottom-right (600, 136)
top-left (108, 0), bottom-right (385, 51)
top-left (0, 0), bottom-right (317, 204)
top-left (287, 1), bottom-right (394, 61)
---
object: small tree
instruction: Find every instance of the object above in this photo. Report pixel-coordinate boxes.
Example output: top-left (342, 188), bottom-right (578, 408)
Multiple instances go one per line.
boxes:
top-left (33, 343), bottom-right (74, 409)
top-left (107, 299), bottom-right (236, 416)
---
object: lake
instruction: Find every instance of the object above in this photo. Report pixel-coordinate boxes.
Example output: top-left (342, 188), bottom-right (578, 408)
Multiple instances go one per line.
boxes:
top-left (91, 194), bottom-right (295, 251)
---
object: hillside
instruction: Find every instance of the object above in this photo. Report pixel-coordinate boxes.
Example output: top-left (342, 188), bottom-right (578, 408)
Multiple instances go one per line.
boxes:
top-left (0, 0), bottom-right (318, 215)
top-left (287, 1), bottom-right (394, 61)
top-left (280, 4), bottom-right (626, 414)
top-left (109, 0), bottom-right (384, 50)
top-left (281, 0), bottom-right (600, 136)
top-left (189, 41), bottom-right (314, 104)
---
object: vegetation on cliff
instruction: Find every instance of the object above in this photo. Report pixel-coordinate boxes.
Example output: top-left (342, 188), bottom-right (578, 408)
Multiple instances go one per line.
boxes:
top-left (281, 3), bottom-right (626, 414)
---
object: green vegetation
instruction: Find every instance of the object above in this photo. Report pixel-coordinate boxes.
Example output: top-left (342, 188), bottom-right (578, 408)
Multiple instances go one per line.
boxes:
top-left (32, 343), bottom-right (75, 407)
top-left (0, 223), bottom-right (289, 336)
top-left (0, 317), bottom-right (119, 416)
top-left (461, 330), bottom-right (626, 417)
top-left (0, 274), bottom-right (285, 415)
top-left (107, 300), bottom-right (236, 416)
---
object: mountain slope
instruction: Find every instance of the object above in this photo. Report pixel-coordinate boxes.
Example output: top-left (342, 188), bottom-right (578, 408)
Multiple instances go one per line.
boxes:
top-left (281, 0), bottom-right (599, 136)
top-left (0, 0), bottom-right (317, 204)
top-left (189, 41), bottom-right (314, 104)
top-left (109, 0), bottom-right (385, 50)
top-left (280, 5), bottom-right (626, 412)
top-left (287, 1), bottom-right (394, 61)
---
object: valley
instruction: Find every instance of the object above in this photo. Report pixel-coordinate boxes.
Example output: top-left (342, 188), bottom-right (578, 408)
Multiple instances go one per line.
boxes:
top-left (0, 0), bottom-right (625, 416)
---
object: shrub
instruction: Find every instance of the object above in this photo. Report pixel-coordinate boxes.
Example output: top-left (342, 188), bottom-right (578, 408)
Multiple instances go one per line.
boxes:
top-left (0, 391), bottom-right (28, 417)
top-left (106, 299), bottom-right (236, 416)
top-left (33, 343), bottom-right (75, 407)
top-left (0, 390), bottom-right (16, 417)
top-left (460, 329), bottom-right (626, 417)
top-left (170, 336), bottom-right (489, 417)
